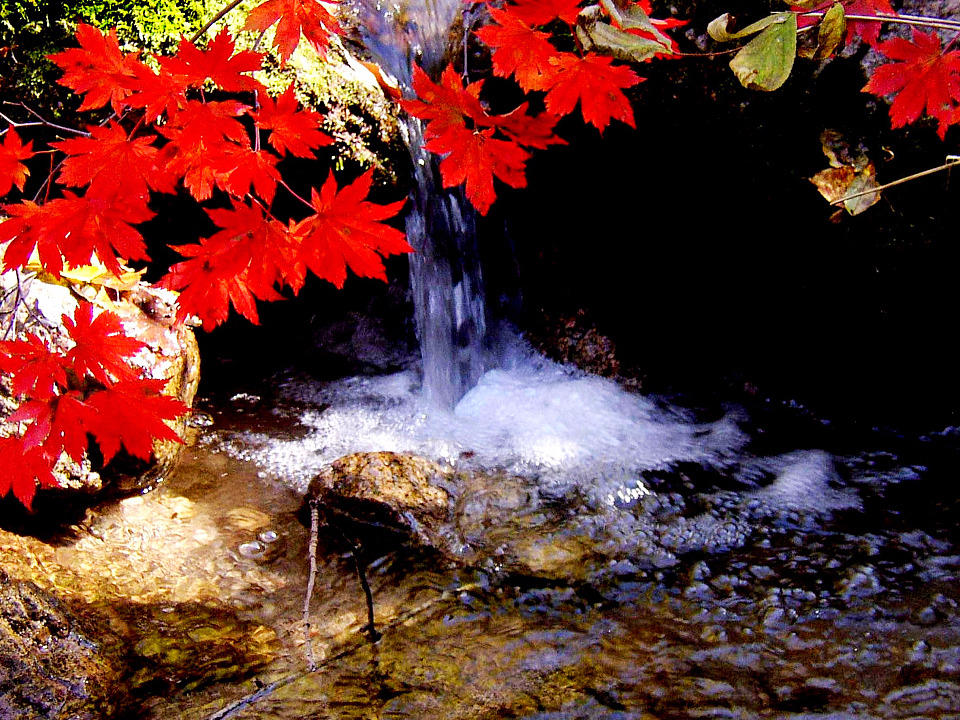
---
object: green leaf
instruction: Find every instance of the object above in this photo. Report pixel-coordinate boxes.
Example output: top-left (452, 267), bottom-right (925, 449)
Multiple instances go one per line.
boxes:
top-left (729, 13), bottom-right (797, 91)
top-left (815, 3), bottom-right (845, 60)
top-left (578, 2), bottom-right (675, 62)
top-left (708, 11), bottom-right (793, 42)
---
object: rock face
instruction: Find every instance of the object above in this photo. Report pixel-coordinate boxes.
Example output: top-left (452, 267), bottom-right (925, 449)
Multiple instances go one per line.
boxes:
top-left (0, 569), bottom-right (128, 719)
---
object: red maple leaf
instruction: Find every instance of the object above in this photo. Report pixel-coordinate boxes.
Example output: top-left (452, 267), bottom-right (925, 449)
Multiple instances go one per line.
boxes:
top-left (0, 436), bottom-right (58, 510)
top-left (863, 29), bottom-right (960, 139)
top-left (507, 0), bottom-right (584, 26)
top-left (474, 8), bottom-right (562, 92)
top-left (252, 85), bottom-right (332, 158)
top-left (84, 379), bottom-right (185, 463)
top-left (158, 99), bottom-right (252, 200)
top-left (63, 303), bottom-right (144, 386)
top-left (290, 170), bottom-right (410, 288)
top-left (54, 122), bottom-right (175, 202)
top-left (1, 192), bottom-right (154, 277)
top-left (243, 0), bottom-right (343, 62)
top-left (544, 53), bottom-right (642, 132)
top-left (161, 234), bottom-right (265, 327)
top-left (27, 391), bottom-right (95, 464)
top-left (212, 144), bottom-right (281, 202)
top-left (161, 29), bottom-right (266, 93)
top-left (404, 64), bottom-right (490, 136)
top-left (404, 63), bottom-right (564, 214)
top-left (432, 124), bottom-right (531, 215)
top-left (48, 24), bottom-right (140, 113)
top-left (845, 0), bottom-right (898, 46)
top-left (0, 333), bottom-right (69, 399)
top-left (207, 201), bottom-right (301, 295)
top-left (122, 59), bottom-right (190, 122)
top-left (0, 129), bottom-right (34, 196)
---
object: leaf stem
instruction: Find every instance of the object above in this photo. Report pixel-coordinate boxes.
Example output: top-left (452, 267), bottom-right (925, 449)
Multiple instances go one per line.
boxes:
top-left (831, 157), bottom-right (960, 205)
top-left (802, 11), bottom-right (960, 33)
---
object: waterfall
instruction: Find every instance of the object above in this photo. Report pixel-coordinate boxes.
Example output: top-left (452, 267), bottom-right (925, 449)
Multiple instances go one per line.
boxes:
top-left (353, 0), bottom-right (491, 408)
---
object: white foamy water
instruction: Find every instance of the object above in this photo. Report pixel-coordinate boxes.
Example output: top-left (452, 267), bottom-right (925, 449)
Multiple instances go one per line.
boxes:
top-left (226, 340), bottom-right (752, 505)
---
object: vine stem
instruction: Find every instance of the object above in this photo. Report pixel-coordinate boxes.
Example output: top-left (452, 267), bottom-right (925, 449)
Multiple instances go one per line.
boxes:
top-left (832, 156), bottom-right (960, 206)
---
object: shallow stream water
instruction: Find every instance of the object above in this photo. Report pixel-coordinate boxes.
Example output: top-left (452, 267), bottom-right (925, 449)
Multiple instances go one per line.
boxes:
top-left (67, 342), bottom-right (960, 720)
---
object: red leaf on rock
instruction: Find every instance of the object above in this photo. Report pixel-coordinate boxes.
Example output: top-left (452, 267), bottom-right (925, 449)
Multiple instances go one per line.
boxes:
top-left (0, 129), bottom-right (34, 196)
top-left (85, 379), bottom-right (185, 463)
top-left (0, 437), bottom-right (58, 510)
top-left (252, 85), bottom-right (332, 158)
top-left (845, 0), bottom-right (898, 46)
top-left (41, 391), bottom-right (96, 464)
top-left (0, 333), bottom-right (69, 399)
top-left (243, 0), bottom-right (342, 62)
top-left (863, 29), bottom-right (960, 139)
top-left (290, 170), bottom-right (410, 288)
top-left (545, 53), bottom-right (642, 133)
top-left (63, 303), bottom-right (144, 386)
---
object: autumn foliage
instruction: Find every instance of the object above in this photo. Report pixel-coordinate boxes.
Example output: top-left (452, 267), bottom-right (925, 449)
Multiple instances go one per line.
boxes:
top-left (2, 0), bottom-right (960, 507)
top-left (0, 0), bottom-right (409, 508)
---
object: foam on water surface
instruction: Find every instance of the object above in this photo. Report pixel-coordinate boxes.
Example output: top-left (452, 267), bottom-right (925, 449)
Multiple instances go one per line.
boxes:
top-left (226, 340), bottom-right (759, 508)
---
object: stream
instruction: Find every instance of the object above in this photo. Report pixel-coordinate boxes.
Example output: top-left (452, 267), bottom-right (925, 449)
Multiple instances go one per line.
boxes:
top-left (39, 338), bottom-right (959, 720)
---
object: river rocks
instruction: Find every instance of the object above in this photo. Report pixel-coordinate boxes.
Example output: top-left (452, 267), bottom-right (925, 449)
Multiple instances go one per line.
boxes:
top-left (0, 569), bottom-right (128, 719)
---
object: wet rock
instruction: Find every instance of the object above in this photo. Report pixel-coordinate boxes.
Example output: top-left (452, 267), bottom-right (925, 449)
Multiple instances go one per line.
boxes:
top-left (526, 309), bottom-right (624, 380)
top-left (881, 678), bottom-right (960, 716)
top-left (306, 452), bottom-right (454, 551)
top-left (0, 569), bottom-right (128, 719)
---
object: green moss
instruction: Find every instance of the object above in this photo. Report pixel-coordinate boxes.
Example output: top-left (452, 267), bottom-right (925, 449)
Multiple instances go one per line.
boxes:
top-left (0, 0), bottom-right (215, 117)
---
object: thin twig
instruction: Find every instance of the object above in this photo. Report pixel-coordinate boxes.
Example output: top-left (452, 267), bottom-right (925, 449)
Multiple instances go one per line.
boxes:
top-left (8, 104), bottom-right (90, 137)
top-left (190, 0), bottom-right (248, 43)
top-left (832, 157), bottom-right (960, 206)
top-left (302, 499), bottom-right (321, 671)
top-left (802, 11), bottom-right (960, 32)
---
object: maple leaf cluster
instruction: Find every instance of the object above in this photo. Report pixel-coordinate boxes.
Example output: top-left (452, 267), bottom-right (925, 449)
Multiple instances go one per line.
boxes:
top-left (0, 11), bottom-right (409, 326)
top-left (0, 304), bottom-right (186, 509)
top-left (404, 0), bottom-right (683, 215)
top-left (0, 0), bottom-right (412, 509)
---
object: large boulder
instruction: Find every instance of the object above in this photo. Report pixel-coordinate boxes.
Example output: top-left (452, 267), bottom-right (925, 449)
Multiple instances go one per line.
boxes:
top-left (0, 569), bottom-right (128, 719)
